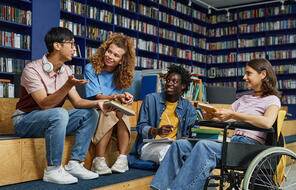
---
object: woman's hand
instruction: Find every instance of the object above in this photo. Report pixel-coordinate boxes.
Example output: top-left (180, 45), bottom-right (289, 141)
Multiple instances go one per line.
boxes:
top-left (118, 92), bottom-right (134, 105)
top-left (213, 108), bottom-right (234, 121)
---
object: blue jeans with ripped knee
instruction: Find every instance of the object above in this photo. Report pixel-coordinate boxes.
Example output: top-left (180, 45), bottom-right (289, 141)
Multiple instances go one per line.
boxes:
top-left (150, 136), bottom-right (261, 190)
top-left (14, 108), bottom-right (99, 166)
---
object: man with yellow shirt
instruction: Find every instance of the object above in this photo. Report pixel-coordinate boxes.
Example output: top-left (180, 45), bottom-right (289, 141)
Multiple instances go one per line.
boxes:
top-left (128, 64), bottom-right (198, 165)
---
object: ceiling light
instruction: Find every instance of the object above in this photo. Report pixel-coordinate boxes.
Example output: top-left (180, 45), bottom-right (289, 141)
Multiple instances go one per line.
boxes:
top-left (188, 0), bottom-right (192, 6)
top-left (208, 7), bottom-right (211, 14)
top-left (281, 1), bottom-right (285, 11)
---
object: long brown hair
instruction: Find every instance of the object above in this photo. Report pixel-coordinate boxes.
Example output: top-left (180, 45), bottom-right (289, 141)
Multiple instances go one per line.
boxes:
top-left (90, 33), bottom-right (135, 89)
top-left (247, 58), bottom-right (281, 98)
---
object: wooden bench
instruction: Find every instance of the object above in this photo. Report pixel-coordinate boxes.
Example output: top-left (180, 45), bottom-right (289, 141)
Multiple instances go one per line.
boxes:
top-left (0, 98), bottom-right (142, 186)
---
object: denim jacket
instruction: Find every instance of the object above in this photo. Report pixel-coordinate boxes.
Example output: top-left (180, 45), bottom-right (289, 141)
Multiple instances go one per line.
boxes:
top-left (128, 92), bottom-right (198, 165)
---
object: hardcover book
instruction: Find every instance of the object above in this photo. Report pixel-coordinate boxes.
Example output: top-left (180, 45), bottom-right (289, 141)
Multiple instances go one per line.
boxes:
top-left (104, 101), bottom-right (136, 116)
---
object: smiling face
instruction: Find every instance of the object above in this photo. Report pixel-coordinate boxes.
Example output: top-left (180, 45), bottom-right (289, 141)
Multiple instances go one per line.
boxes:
top-left (165, 72), bottom-right (185, 99)
top-left (243, 65), bottom-right (266, 91)
top-left (103, 43), bottom-right (125, 72)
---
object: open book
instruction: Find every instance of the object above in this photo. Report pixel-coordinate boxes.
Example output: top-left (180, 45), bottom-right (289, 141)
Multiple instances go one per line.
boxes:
top-left (198, 102), bottom-right (217, 114)
top-left (104, 101), bottom-right (136, 116)
top-left (143, 138), bottom-right (174, 143)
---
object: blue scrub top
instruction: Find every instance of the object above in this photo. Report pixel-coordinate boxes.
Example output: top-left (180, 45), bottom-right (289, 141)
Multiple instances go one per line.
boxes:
top-left (84, 63), bottom-right (123, 100)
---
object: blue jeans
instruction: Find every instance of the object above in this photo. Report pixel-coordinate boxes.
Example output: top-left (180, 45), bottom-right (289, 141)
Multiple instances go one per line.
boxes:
top-left (150, 136), bottom-right (261, 190)
top-left (14, 108), bottom-right (98, 166)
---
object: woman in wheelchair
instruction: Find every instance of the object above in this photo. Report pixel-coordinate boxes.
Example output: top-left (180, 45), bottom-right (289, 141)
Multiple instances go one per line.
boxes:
top-left (150, 58), bottom-right (282, 190)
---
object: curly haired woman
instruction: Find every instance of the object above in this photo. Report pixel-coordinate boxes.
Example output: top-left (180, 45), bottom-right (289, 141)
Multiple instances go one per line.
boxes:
top-left (84, 33), bottom-right (135, 175)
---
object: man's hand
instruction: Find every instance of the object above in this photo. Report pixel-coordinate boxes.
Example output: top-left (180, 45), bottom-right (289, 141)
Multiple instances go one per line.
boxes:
top-left (150, 125), bottom-right (174, 137)
top-left (158, 125), bottom-right (174, 136)
top-left (66, 75), bottom-right (89, 87)
top-left (118, 92), bottom-right (134, 105)
top-left (95, 99), bottom-right (112, 115)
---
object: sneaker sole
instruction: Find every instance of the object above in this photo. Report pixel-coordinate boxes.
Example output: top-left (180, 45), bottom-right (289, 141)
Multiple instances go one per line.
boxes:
top-left (111, 167), bottom-right (128, 173)
top-left (91, 165), bottom-right (112, 175)
top-left (43, 177), bottom-right (78, 184)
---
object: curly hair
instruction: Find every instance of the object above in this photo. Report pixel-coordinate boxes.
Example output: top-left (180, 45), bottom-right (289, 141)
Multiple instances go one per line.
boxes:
top-left (247, 58), bottom-right (281, 98)
top-left (167, 64), bottom-right (192, 94)
top-left (90, 33), bottom-right (135, 89)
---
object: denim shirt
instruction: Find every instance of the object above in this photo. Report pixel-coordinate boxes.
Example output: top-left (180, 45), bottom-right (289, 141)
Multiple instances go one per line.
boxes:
top-left (128, 92), bottom-right (198, 164)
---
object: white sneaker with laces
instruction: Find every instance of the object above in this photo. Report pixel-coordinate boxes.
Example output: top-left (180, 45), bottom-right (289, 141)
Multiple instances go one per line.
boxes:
top-left (91, 157), bottom-right (112, 175)
top-left (43, 166), bottom-right (78, 184)
top-left (111, 156), bottom-right (129, 173)
top-left (65, 160), bottom-right (99, 180)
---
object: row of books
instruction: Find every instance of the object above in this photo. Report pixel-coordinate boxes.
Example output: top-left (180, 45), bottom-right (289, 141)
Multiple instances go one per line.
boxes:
top-left (139, 4), bottom-right (158, 20)
top-left (114, 14), bottom-right (138, 30)
top-left (238, 4), bottom-right (295, 20)
top-left (137, 39), bottom-right (157, 52)
top-left (268, 50), bottom-right (296, 60)
top-left (138, 21), bottom-right (158, 36)
top-left (86, 6), bottom-right (112, 23)
top-left (136, 56), bottom-right (158, 70)
top-left (86, 26), bottom-right (111, 42)
top-left (0, 31), bottom-right (31, 50)
top-left (239, 19), bottom-right (296, 33)
top-left (282, 95), bottom-right (296, 104)
top-left (60, 19), bottom-right (85, 36)
top-left (113, 0), bottom-right (136, 12)
top-left (208, 53), bottom-right (237, 64)
top-left (208, 67), bottom-right (237, 78)
top-left (277, 79), bottom-right (296, 90)
top-left (0, 79), bottom-right (14, 98)
top-left (208, 26), bottom-right (237, 37)
top-left (69, 65), bottom-right (83, 75)
top-left (0, 57), bottom-right (27, 73)
top-left (273, 64), bottom-right (296, 75)
top-left (209, 40), bottom-right (237, 50)
top-left (209, 4), bottom-right (295, 24)
top-left (237, 52), bottom-right (266, 62)
top-left (238, 37), bottom-right (265, 48)
top-left (192, 23), bottom-right (207, 36)
top-left (184, 82), bottom-right (202, 101)
top-left (60, 0), bottom-right (86, 16)
top-left (85, 46), bottom-right (97, 59)
top-left (0, 5), bottom-right (32, 25)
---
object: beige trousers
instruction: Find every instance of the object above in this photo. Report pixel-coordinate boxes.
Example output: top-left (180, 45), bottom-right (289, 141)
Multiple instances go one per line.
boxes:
top-left (92, 110), bottom-right (131, 145)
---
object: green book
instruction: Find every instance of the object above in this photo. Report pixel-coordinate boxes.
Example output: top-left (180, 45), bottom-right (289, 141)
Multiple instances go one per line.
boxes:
top-left (191, 128), bottom-right (222, 134)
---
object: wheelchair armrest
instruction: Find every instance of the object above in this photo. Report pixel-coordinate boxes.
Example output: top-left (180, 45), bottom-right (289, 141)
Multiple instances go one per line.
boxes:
top-left (195, 120), bottom-right (274, 133)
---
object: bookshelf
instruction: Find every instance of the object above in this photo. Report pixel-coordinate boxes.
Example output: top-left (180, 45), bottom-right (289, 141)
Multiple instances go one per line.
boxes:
top-left (59, 0), bottom-right (208, 78)
top-left (206, 1), bottom-right (296, 116)
top-left (0, 0), bottom-right (32, 97)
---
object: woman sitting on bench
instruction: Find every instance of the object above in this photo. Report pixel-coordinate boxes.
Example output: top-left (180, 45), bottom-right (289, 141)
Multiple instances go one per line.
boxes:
top-left (150, 58), bottom-right (281, 190)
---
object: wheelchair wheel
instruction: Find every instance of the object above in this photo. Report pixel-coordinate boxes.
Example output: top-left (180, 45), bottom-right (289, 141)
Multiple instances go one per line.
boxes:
top-left (243, 147), bottom-right (296, 190)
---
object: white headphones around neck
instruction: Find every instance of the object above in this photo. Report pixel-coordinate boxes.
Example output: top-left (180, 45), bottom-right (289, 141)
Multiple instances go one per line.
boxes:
top-left (42, 55), bottom-right (65, 74)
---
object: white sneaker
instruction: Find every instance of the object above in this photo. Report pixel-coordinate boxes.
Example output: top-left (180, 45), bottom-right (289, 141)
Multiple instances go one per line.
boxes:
top-left (91, 157), bottom-right (112, 175)
top-left (111, 156), bottom-right (129, 173)
top-left (65, 161), bottom-right (99, 180)
top-left (43, 166), bottom-right (78, 184)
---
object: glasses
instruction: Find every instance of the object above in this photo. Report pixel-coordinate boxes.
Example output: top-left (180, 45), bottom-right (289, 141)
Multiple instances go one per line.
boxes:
top-left (60, 41), bottom-right (76, 49)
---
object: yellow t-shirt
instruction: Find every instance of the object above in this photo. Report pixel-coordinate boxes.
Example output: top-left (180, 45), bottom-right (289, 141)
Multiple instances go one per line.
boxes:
top-left (155, 101), bottom-right (179, 140)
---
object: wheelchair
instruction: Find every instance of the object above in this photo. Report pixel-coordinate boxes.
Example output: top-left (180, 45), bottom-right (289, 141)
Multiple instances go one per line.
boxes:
top-left (190, 110), bottom-right (296, 190)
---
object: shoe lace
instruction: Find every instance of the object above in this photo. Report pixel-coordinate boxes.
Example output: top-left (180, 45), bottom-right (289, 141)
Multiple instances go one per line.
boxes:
top-left (57, 167), bottom-right (71, 176)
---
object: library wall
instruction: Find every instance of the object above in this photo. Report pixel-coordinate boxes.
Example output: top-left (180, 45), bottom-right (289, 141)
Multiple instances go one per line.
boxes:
top-left (0, 0), bottom-right (296, 117)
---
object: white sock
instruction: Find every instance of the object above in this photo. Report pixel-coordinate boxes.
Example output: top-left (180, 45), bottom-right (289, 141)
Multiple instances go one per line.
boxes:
top-left (96, 157), bottom-right (105, 161)
top-left (118, 154), bottom-right (127, 159)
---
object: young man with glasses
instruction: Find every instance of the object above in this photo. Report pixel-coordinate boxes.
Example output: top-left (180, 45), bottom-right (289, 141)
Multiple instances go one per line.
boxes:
top-left (11, 27), bottom-right (109, 184)
top-left (128, 64), bottom-right (198, 166)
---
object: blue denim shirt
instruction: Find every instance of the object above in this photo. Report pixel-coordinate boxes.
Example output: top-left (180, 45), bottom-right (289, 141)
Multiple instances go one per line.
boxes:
top-left (128, 92), bottom-right (198, 164)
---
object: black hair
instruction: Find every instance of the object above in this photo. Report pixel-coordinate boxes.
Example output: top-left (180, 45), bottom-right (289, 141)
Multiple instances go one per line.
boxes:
top-left (44, 27), bottom-right (74, 53)
top-left (167, 64), bottom-right (192, 94)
